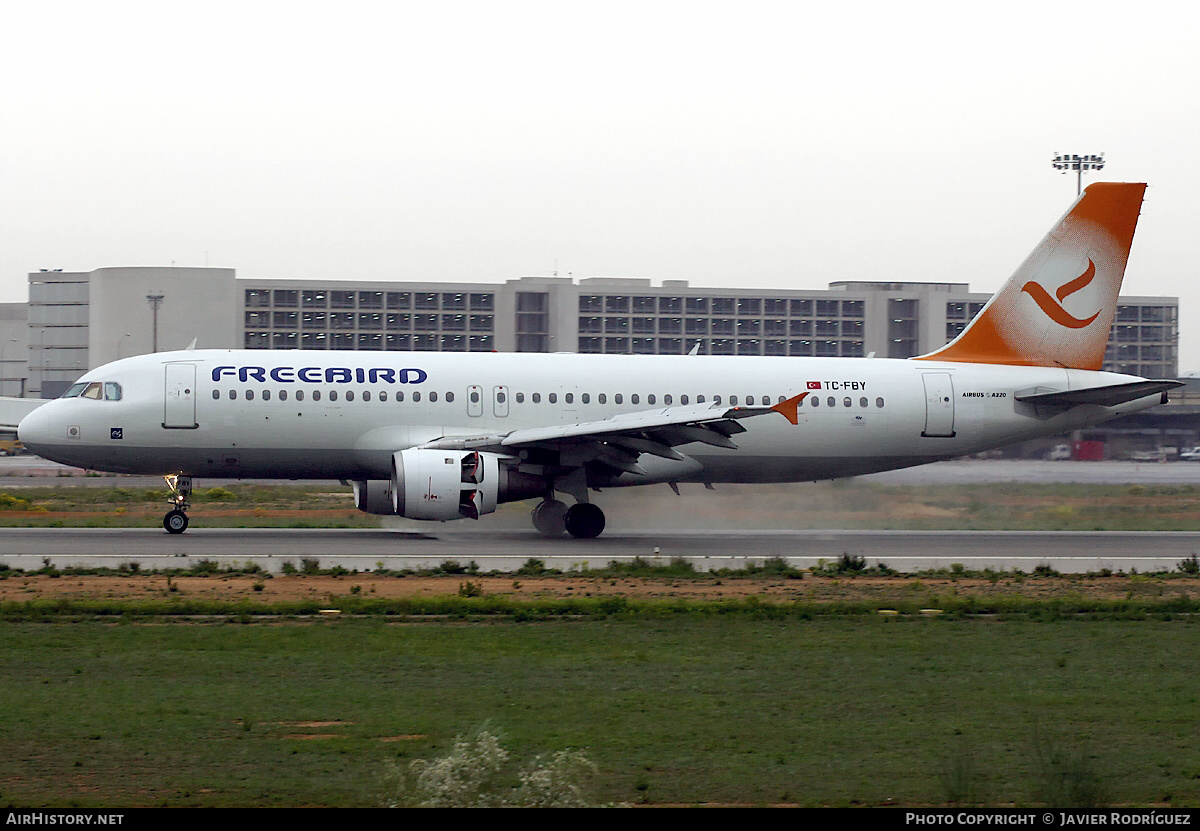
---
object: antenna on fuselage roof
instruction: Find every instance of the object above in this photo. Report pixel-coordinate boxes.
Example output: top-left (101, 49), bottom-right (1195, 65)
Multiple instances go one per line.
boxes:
top-left (185, 338), bottom-right (197, 350)
top-left (687, 342), bottom-right (700, 356)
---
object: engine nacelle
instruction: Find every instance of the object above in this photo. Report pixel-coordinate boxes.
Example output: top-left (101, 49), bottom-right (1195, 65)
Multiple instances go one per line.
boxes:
top-left (351, 479), bottom-right (395, 515)
top-left (390, 448), bottom-right (500, 521)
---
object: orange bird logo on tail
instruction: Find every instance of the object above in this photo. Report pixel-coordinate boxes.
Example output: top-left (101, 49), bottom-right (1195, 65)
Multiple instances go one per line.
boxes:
top-left (1019, 259), bottom-right (1100, 329)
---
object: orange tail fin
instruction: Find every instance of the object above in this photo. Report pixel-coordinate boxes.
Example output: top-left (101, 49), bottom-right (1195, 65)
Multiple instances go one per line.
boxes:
top-left (916, 182), bottom-right (1146, 369)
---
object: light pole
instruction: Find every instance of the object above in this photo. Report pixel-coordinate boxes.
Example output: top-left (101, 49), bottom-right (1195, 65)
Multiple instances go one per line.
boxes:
top-left (1052, 153), bottom-right (1105, 195)
top-left (146, 293), bottom-right (164, 353)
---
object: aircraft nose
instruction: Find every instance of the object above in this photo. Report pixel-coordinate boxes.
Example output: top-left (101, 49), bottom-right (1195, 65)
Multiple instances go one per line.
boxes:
top-left (16, 404), bottom-right (53, 451)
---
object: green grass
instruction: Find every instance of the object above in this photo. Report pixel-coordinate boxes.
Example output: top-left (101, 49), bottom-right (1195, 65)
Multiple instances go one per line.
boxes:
top-left (3, 617), bottom-right (1200, 807)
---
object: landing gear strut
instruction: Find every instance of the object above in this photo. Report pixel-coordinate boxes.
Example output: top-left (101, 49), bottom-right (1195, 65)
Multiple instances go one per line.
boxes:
top-left (163, 474), bottom-right (192, 534)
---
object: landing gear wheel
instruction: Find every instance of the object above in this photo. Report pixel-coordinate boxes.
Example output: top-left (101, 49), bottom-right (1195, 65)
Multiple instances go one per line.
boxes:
top-left (532, 499), bottom-right (568, 537)
top-left (163, 509), bottom-right (189, 534)
top-left (564, 503), bottom-right (605, 539)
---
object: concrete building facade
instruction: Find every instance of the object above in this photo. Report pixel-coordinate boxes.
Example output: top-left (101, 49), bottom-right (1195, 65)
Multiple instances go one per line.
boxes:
top-left (14, 266), bottom-right (1180, 399)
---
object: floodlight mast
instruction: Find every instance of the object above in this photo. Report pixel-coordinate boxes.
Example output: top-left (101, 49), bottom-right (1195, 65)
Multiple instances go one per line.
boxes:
top-left (1052, 152), bottom-right (1105, 195)
top-left (146, 293), bottom-right (164, 353)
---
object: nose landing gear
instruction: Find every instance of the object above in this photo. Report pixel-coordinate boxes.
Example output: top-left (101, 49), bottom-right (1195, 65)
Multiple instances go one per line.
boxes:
top-left (163, 474), bottom-right (192, 534)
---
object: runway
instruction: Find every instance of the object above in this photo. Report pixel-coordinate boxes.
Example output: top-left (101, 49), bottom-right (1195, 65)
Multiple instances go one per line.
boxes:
top-left (2, 527), bottom-right (1197, 574)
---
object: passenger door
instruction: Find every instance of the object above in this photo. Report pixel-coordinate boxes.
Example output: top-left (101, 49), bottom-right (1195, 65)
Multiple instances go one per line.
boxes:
top-left (163, 363), bottom-right (199, 429)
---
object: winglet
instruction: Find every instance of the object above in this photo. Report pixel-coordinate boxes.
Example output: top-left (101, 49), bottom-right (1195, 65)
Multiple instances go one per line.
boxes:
top-left (770, 392), bottom-right (808, 425)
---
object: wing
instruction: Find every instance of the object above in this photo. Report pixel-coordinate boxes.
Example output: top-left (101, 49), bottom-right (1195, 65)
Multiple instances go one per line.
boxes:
top-left (422, 392), bottom-right (808, 477)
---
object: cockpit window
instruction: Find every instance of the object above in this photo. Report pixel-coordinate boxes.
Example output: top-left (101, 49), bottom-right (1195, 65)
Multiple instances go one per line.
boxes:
top-left (62, 383), bottom-right (87, 398)
top-left (104, 382), bottom-right (122, 401)
top-left (81, 383), bottom-right (103, 400)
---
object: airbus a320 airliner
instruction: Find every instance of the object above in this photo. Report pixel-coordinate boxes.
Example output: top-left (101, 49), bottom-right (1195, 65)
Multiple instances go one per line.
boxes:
top-left (14, 183), bottom-right (1178, 537)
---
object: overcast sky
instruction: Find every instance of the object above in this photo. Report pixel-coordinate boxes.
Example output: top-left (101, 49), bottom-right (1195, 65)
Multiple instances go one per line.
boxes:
top-left (3, 1), bottom-right (1198, 366)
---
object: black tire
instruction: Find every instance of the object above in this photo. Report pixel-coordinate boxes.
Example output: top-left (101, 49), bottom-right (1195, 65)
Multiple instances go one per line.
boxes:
top-left (531, 499), bottom-right (568, 537)
top-left (163, 509), bottom-right (189, 534)
top-left (564, 503), bottom-right (605, 539)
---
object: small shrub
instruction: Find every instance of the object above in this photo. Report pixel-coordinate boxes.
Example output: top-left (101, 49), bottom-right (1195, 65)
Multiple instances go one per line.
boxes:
top-left (458, 581), bottom-right (483, 598)
top-left (1032, 729), bottom-right (1108, 808)
top-left (1177, 555), bottom-right (1200, 575)
top-left (382, 729), bottom-right (600, 808)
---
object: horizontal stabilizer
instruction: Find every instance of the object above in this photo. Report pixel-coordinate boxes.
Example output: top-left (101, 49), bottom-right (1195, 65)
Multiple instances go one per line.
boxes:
top-left (1015, 380), bottom-right (1182, 408)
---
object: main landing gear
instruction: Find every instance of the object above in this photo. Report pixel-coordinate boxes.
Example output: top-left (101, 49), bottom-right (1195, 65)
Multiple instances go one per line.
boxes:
top-left (163, 474), bottom-right (192, 534)
top-left (531, 498), bottom-right (605, 539)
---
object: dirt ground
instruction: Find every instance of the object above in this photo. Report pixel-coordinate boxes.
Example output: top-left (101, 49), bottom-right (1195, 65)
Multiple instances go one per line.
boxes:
top-left (2, 572), bottom-right (1198, 606)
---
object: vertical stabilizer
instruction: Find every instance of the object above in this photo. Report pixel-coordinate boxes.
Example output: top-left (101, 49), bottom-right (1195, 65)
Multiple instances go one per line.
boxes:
top-left (916, 182), bottom-right (1146, 369)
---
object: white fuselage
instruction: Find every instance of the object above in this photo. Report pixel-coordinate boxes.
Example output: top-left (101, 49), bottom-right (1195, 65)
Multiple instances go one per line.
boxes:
top-left (16, 349), bottom-right (1161, 483)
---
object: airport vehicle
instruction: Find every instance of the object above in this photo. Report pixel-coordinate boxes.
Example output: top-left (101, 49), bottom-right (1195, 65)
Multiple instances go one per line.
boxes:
top-left (1046, 443), bottom-right (1072, 461)
top-left (14, 183), bottom-right (1177, 537)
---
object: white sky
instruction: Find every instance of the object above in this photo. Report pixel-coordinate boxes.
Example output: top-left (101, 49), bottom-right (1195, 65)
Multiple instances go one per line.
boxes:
top-left (3, 1), bottom-right (1198, 365)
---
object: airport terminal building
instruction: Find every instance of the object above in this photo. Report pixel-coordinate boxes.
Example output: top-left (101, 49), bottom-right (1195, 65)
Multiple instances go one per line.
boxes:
top-left (0, 265), bottom-right (1180, 400)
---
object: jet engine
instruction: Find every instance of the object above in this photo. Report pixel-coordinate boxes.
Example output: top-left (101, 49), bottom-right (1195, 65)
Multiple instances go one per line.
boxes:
top-left (349, 449), bottom-right (545, 522)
